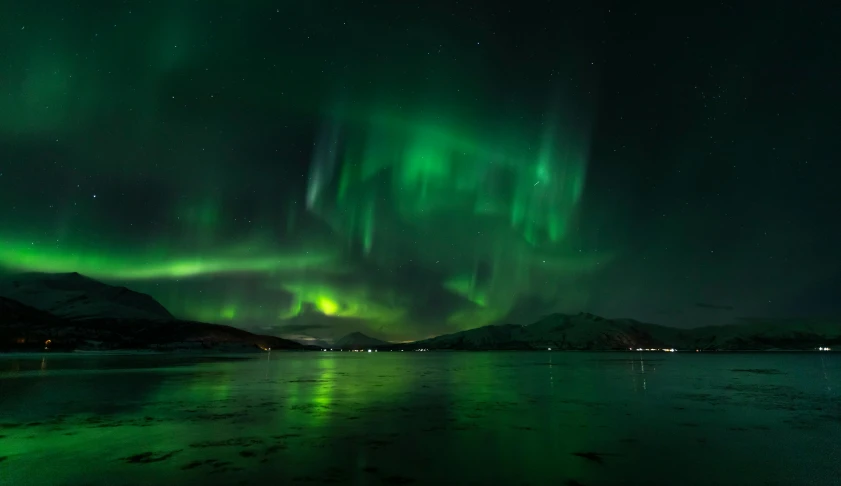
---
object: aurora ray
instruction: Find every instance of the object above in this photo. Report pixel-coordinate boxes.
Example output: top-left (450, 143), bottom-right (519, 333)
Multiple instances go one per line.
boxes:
top-left (2, 0), bottom-right (835, 341)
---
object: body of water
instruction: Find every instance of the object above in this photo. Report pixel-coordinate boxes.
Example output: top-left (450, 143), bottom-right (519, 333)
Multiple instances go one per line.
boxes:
top-left (1, 351), bottom-right (839, 485)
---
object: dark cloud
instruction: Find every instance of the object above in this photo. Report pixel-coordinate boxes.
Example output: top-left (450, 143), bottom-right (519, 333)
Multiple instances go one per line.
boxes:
top-left (275, 323), bottom-right (331, 333)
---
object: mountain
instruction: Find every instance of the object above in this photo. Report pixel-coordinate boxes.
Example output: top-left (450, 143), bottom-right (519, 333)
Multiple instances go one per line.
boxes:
top-left (387, 313), bottom-right (675, 351)
top-left (5, 273), bottom-right (837, 352)
top-left (383, 312), bottom-right (841, 351)
top-left (680, 317), bottom-right (841, 350)
top-left (1, 295), bottom-right (65, 325)
top-left (335, 331), bottom-right (388, 349)
top-left (0, 273), bottom-right (305, 352)
top-left (0, 272), bottom-right (173, 321)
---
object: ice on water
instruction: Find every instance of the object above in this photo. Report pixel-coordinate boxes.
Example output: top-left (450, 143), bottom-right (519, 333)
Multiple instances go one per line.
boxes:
top-left (1, 352), bottom-right (839, 485)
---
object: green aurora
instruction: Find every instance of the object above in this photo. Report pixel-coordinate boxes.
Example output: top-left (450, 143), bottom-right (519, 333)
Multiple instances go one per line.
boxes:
top-left (0, 2), bottom-right (605, 341)
top-left (0, 95), bottom-right (603, 339)
top-left (2, 1), bottom-right (838, 341)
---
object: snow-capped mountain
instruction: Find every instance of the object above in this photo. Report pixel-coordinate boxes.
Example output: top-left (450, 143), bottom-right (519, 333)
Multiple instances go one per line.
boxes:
top-left (0, 272), bottom-right (173, 321)
top-left (335, 331), bottom-right (389, 349)
top-left (0, 272), bottom-right (305, 352)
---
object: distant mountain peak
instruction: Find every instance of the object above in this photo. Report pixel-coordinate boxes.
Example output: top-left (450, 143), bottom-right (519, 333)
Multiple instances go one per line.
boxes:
top-left (344, 331), bottom-right (372, 338)
top-left (335, 331), bottom-right (388, 348)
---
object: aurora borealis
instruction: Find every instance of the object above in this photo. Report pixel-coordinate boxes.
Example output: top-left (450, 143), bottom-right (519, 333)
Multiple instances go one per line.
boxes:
top-left (2, 1), bottom-right (840, 342)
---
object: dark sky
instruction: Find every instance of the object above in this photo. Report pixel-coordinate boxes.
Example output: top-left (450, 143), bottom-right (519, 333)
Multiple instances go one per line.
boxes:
top-left (1, 1), bottom-right (839, 342)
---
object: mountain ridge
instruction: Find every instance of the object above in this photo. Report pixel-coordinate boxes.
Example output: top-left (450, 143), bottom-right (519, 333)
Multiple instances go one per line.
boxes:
top-left (3, 272), bottom-right (839, 352)
top-left (0, 272), bottom-right (173, 321)
top-left (382, 312), bottom-right (841, 351)
top-left (0, 273), bottom-right (304, 352)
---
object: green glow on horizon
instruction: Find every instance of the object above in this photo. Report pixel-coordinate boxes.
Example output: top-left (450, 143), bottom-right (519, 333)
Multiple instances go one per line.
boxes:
top-left (0, 236), bottom-right (337, 280)
top-left (280, 281), bottom-right (406, 323)
top-left (221, 304), bottom-right (237, 320)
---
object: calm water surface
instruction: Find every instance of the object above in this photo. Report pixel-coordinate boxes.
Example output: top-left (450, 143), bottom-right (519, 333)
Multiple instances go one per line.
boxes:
top-left (1, 352), bottom-right (839, 485)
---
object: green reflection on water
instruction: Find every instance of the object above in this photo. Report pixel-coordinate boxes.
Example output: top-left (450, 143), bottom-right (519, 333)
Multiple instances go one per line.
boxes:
top-left (0, 353), bottom-right (838, 486)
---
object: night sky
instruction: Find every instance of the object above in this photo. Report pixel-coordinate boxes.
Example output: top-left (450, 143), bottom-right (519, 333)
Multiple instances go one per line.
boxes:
top-left (2, 1), bottom-right (840, 343)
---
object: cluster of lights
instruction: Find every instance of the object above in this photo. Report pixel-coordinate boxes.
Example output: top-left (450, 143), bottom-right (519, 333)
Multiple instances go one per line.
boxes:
top-left (632, 348), bottom-right (676, 352)
top-left (415, 348), bottom-right (429, 352)
top-left (818, 347), bottom-right (832, 351)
